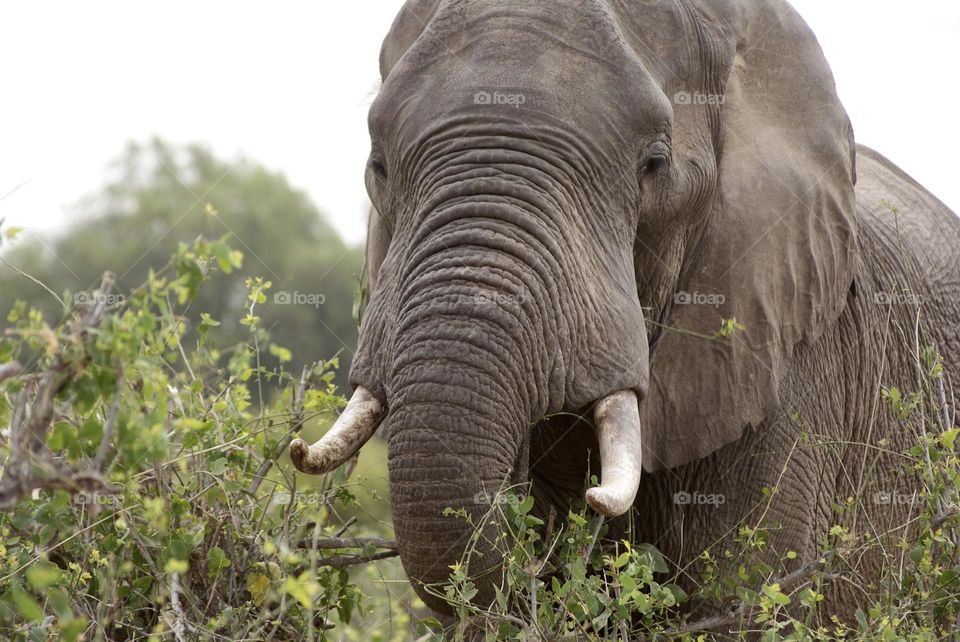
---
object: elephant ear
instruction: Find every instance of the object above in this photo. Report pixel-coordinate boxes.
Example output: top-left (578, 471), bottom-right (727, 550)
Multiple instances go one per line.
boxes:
top-left (640, 0), bottom-right (858, 470)
top-left (362, 0), bottom-right (440, 300)
top-left (362, 206), bottom-right (391, 298)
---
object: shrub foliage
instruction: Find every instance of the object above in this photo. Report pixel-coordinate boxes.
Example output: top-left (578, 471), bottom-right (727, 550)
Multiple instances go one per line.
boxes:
top-left (1, 233), bottom-right (957, 641)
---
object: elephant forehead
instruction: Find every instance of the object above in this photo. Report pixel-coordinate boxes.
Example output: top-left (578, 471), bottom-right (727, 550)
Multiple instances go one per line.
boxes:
top-left (372, 0), bottom-right (687, 148)
top-left (384, 0), bottom-right (619, 69)
top-left (380, 0), bottom-right (694, 85)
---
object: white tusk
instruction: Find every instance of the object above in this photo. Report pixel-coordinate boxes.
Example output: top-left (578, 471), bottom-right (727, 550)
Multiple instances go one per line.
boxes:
top-left (585, 390), bottom-right (643, 518)
top-left (289, 387), bottom-right (385, 474)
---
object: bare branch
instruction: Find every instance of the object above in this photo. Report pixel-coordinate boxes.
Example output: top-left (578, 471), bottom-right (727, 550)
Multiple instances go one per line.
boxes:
top-left (0, 361), bottom-right (22, 383)
top-left (313, 550), bottom-right (400, 568)
top-left (248, 364), bottom-right (309, 496)
top-left (669, 554), bottom-right (837, 635)
top-left (94, 364), bottom-right (124, 470)
top-left (0, 469), bottom-right (117, 511)
top-left (0, 271), bottom-right (119, 511)
top-left (309, 536), bottom-right (397, 550)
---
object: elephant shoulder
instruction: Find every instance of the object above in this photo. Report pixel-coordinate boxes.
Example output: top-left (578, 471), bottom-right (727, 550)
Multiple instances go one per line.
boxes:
top-left (853, 144), bottom-right (960, 311)
top-left (855, 145), bottom-right (958, 230)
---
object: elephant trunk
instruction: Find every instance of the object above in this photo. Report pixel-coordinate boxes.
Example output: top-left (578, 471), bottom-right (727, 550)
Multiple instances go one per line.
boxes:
top-left (384, 232), bottom-right (551, 613)
top-left (354, 172), bottom-right (651, 611)
top-left (387, 396), bottom-right (524, 613)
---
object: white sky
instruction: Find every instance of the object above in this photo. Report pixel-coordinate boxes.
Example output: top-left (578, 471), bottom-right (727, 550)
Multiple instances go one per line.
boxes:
top-left (1, 1), bottom-right (958, 247)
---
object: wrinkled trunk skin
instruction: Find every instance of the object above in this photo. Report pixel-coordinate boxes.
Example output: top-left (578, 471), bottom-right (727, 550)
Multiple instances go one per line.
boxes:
top-left (385, 242), bottom-right (546, 613)
top-left (388, 394), bottom-right (525, 613)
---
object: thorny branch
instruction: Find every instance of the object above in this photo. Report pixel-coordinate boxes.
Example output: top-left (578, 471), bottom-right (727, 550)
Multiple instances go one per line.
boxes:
top-left (0, 272), bottom-right (119, 510)
top-left (247, 364), bottom-right (309, 496)
top-left (291, 535), bottom-right (400, 568)
top-left (668, 552), bottom-right (841, 635)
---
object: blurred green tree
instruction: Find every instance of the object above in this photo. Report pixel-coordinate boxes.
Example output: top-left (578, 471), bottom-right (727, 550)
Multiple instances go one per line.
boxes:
top-left (0, 138), bottom-right (364, 390)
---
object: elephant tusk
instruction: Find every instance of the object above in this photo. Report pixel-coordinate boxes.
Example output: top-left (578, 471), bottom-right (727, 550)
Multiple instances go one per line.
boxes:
top-left (289, 387), bottom-right (385, 474)
top-left (585, 390), bottom-right (643, 518)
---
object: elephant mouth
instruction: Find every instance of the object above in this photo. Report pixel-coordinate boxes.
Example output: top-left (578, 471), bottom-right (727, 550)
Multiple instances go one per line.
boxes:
top-left (289, 386), bottom-right (645, 518)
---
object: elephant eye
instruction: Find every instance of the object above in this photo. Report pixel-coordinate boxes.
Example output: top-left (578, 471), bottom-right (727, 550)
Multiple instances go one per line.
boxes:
top-left (642, 154), bottom-right (670, 176)
top-left (369, 156), bottom-right (388, 181)
top-left (365, 151), bottom-right (390, 214)
top-left (640, 141), bottom-right (672, 178)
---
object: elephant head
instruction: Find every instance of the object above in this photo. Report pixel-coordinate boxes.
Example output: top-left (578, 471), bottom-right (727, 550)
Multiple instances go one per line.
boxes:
top-left (292, 0), bottom-right (856, 613)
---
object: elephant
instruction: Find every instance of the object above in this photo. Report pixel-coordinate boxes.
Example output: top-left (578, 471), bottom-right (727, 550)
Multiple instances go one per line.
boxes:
top-left (291, 0), bottom-right (960, 630)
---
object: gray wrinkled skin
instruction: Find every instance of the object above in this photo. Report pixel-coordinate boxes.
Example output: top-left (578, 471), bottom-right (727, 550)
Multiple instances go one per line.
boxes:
top-left (350, 0), bottom-right (960, 623)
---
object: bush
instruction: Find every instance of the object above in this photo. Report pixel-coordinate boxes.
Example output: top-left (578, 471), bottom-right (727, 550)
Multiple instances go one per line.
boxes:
top-left (2, 232), bottom-right (957, 641)
top-left (0, 237), bottom-right (409, 641)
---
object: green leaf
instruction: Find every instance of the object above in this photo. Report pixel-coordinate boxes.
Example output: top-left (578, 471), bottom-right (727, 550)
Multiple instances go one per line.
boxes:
top-left (269, 344), bottom-right (292, 363)
top-left (941, 428), bottom-right (960, 450)
top-left (283, 572), bottom-right (320, 608)
top-left (665, 583), bottom-right (688, 605)
top-left (247, 572), bottom-right (271, 605)
top-left (209, 457), bottom-right (229, 477)
top-left (26, 561), bottom-right (62, 590)
top-left (736, 586), bottom-right (759, 605)
top-left (762, 583), bottom-right (791, 607)
top-left (417, 617), bottom-right (443, 634)
top-left (634, 543), bottom-right (669, 574)
top-left (516, 494), bottom-right (534, 515)
top-left (60, 617), bottom-right (89, 642)
top-left (207, 546), bottom-right (232, 577)
top-left (47, 587), bottom-right (73, 619)
top-left (199, 312), bottom-right (221, 328)
top-left (11, 585), bottom-right (43, 622)
top-left (211, 241), bottom-right (235, 274)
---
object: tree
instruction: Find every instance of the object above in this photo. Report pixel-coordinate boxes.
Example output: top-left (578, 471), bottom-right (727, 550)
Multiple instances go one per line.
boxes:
top-left (0, 138), bottom-right (364, 390)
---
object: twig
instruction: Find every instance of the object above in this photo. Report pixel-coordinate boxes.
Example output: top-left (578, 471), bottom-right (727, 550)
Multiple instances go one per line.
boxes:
top-left (669, 553), bottom-right (838, 635)
top-left (94, 364), bottom-right (124, 470)
top-left (932, 508), bottom-right (960, 532)
top-left (0, 360), bottom-right (22, 383)
top-left (169, 572), bottom-right (189, 642)
top-left (0, 255), bottom-right (64, 307)
top-left (936, 376), bottom-right (953, 433)
top-left (0, 468), bottom-right (117, 511)
top-left (7, 381), bottom-right (31, 456)
top-left (294, 536), bottom-right (400, 568)
top-left (307, 536), bottom-right (397, 550)
top-left (247, 365), bottom-right (309, 496)
top-left (584, 516), bottom-right (604, 563)
top-left (333, 516), bottom-right (357, 537)
top-left (0, 272), bottom-right (117, 510)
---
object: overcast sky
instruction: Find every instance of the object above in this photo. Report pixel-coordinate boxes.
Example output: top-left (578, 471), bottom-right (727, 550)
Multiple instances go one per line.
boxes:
top-left (1, 1), bottom-right (958, 247)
